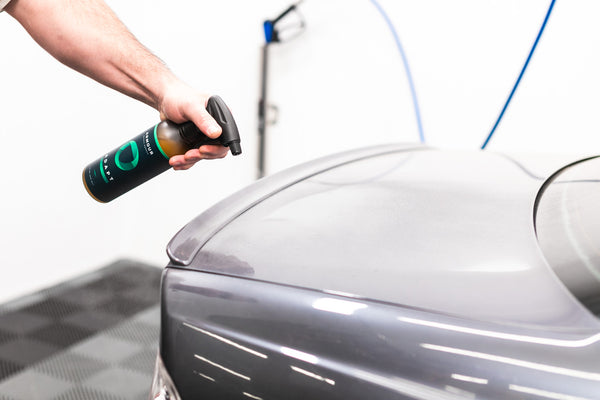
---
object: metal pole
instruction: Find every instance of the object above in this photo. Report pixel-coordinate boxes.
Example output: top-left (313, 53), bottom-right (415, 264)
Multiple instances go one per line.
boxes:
top-left (257, 43), bottom-right (269, 179)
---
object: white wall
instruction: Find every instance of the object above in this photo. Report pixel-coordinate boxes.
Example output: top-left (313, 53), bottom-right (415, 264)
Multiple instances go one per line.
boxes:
top-left (0, 0), bottom-right (599, 303)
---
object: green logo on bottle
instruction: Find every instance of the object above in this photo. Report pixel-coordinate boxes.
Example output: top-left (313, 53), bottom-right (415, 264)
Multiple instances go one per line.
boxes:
top-left (115, 141), bottom-right (140, 171)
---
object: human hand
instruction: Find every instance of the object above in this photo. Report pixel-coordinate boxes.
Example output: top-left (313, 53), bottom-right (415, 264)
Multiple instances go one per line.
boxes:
top-left (158, 81), bottom-right (229, 170)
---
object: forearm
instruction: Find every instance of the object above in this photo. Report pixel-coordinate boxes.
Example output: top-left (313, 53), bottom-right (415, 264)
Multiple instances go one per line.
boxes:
top-left (6, 0), bottom-right (227, 168)
top-left (6, 0), bottom-right (175, 109)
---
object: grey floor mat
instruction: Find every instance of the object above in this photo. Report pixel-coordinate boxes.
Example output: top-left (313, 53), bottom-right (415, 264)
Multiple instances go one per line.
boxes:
top-left (0, 260), bottom-right (162, 400)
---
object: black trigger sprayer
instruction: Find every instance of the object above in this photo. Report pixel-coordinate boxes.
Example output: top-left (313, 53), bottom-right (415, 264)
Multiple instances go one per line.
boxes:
top-left (82, 95), bottom-right (241, 203)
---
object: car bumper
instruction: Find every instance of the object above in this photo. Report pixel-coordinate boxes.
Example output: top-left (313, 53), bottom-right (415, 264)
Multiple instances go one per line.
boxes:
top-left (149, 355), bottom-right (183, 400)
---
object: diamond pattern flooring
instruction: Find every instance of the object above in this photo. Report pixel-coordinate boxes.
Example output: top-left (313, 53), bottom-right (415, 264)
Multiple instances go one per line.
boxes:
top-left (0, 260), bottom-right (162, 400)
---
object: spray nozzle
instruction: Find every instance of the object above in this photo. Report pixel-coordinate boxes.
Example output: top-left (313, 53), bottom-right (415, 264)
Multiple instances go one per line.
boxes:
top-left (179, 95), bottom-right (242, 156)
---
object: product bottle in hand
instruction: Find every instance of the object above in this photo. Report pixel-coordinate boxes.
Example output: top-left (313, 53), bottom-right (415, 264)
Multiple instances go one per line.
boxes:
top-left (82, 95), bottom-right (241, 203)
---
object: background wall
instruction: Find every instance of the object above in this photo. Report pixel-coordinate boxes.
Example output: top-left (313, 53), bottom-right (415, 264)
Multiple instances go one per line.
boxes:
top-left (0, 0), bottom-right (599, 303)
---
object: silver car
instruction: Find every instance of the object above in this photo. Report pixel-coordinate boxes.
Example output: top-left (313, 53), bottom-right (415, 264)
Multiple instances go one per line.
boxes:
top-left (150, 144), bottom-right (600, 399)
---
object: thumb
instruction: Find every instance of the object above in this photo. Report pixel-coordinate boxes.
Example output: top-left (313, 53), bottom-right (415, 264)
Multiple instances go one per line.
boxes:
top-left (192, 106), bottom-right (222, 139)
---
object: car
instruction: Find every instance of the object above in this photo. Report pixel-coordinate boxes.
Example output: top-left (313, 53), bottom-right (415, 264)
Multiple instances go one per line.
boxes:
top-left (149, 144), bottom-right (600, 400)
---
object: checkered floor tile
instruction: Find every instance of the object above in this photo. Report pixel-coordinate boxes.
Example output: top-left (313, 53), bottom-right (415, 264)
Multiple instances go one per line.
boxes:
top-left (0, 260), bottom-right (162, 400)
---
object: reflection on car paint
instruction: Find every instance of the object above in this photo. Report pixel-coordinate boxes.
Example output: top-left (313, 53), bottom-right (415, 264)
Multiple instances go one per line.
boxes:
top-left (157, 147), bottom-right (600, 399)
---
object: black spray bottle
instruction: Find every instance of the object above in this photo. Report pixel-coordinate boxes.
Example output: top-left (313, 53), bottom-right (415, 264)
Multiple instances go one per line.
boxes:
top-left (82, 95), bottom-right (241, 203)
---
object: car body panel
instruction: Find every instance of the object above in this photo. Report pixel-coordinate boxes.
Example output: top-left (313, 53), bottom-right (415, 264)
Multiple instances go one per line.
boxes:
top-left (159, 146), bottom-right (600, 399)
top-left (167, 144), bottom-right (425, 266)
top-left (169, 146), bottom-right (597, 328)
top-left (161, 267), bottom-right (600, 400)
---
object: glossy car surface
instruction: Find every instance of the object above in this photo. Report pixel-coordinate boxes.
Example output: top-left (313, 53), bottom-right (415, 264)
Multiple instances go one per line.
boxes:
top-left (152, 144), bottom-right (600, 399)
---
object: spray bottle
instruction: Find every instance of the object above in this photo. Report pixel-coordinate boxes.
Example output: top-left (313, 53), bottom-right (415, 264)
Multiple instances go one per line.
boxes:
top-left (82, 95), bottom-right (241, 203)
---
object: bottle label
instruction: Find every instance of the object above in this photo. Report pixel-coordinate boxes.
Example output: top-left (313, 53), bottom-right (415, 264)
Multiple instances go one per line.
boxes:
top-left (83, 125), bottom-right (170, 202)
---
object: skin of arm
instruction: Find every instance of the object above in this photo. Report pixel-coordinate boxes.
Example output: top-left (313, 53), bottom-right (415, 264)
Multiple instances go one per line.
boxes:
top-left (5, 0), bottom-right (228, 170)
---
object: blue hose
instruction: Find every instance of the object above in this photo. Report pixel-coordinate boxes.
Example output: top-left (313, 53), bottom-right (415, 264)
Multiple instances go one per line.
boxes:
top-left (369, 0), bottom-right (425, 144)
top-left (481, 0), bottom-right (557, 149)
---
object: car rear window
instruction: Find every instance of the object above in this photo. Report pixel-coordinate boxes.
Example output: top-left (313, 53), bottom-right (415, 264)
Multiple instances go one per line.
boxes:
top-left (535, 156), bottom-right (600, 317)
